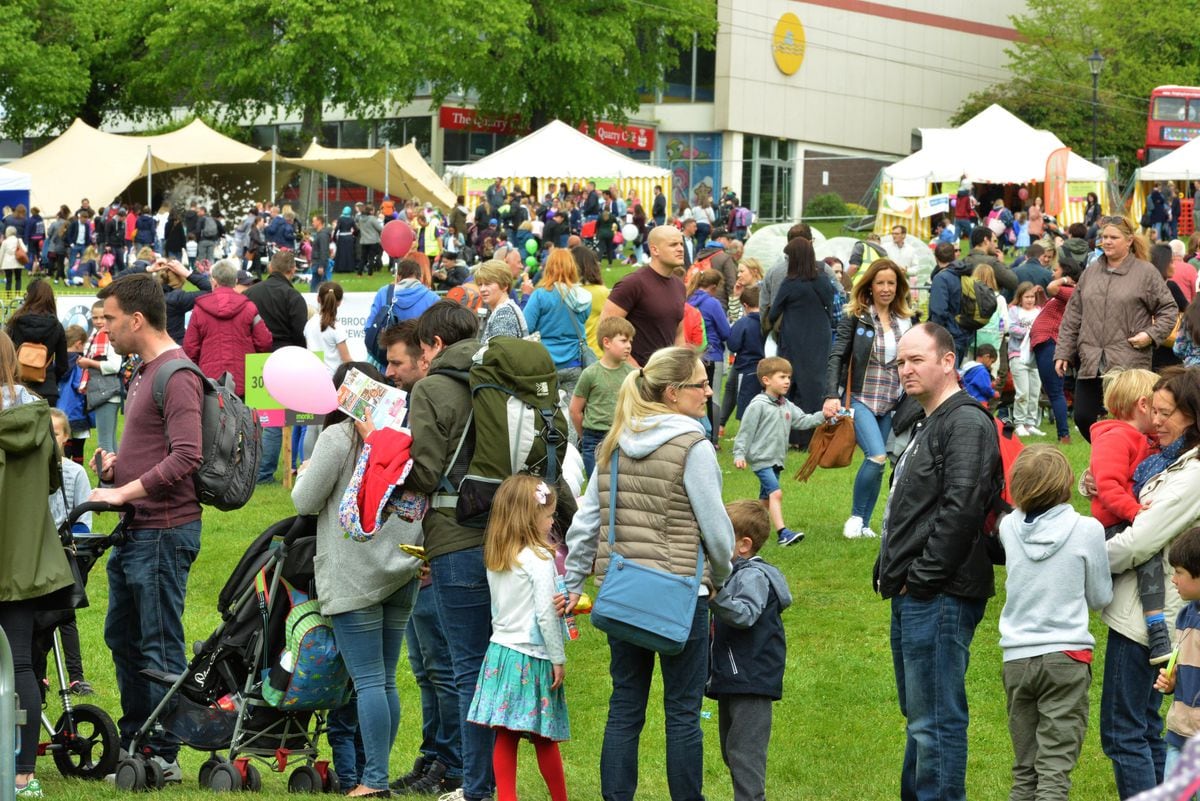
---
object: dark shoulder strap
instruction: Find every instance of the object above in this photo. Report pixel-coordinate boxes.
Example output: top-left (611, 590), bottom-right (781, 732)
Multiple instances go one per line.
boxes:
top-left (151, 358), bottom-right (207, 417)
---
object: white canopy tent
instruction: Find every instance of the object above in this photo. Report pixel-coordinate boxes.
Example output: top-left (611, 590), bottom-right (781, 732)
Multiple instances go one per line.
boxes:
top-left (0, 165), bottom-right (32, 211)
top-left (1130, 136), bottom-right (1200, 229)
top-left (445, 120), bottom-right (670, 210)
top-left (875, 105), bottom-right (1111, 239)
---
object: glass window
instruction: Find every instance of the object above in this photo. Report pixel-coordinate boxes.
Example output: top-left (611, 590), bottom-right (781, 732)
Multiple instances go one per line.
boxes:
top-left (405, 117), bottom-right (432, 158)
top-left (695, 44), bottom-right (715, 102)
top-left (248, 125), bottom-right (276, 150)
top-left (341, 120), bottom-right (370, 149)
top-left (276, 124), bottom-right (305, 157)
top-left (444, 131), bottom-right (469, 165)
top-left (1153, 97), bottom-right (1187, 122)
top-left (662, 39), bottom-right (694, 103)
top-left (1189, 100), bottom-right (1200, 123)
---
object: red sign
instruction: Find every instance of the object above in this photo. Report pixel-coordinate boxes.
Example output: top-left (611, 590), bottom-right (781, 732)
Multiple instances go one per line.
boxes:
top-left (439, 106), bottom-right (522, 135)
top-left (581, 121), bottom-right (655, 152)
top-left (439, 106), bottom-right (655, 151)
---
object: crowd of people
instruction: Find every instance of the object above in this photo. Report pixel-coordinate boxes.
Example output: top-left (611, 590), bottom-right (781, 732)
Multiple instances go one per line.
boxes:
top-left (2, 176), bottom-right (1200, 801)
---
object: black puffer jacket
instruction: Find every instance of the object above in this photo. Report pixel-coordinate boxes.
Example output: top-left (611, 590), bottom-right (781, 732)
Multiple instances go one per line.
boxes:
top-left (824, 311), bottom-right (914, 401)
top-left (6, 312), bottom-right (69, 402)
top-left (874, 392), bottom-right (1001, 601)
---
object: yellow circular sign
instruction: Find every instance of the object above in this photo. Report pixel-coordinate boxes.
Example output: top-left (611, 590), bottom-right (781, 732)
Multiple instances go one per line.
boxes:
top-left (772, 13), bottom-right (806, 76)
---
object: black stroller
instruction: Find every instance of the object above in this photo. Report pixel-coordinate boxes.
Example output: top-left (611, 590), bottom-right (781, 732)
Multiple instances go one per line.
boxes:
top-left (111, 515), bottom-right (346, 792)
top-left (35, 502), bottom-right (133, 780)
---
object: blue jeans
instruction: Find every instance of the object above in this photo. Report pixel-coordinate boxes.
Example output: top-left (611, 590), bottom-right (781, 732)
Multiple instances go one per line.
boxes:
top-left (430, 546), bottom-right (494, 801)
top-left (405, 583), bottom-right (462, 777)
top-left (850, 400), bottom-right (893, 525)
top-left (600, 598), bottom-right (708, 801)
top-left (104, 521), bottom-right (202, 759)
top-left (581, 428), bottom-right (607, 482)
top-left (326, 696), bottom-right (365, 790)
top-left (1033, 341), bottom-right (1070, 439)
top-left (1101, 628), bottom-right (1166, 799)
top-left (95, 401), bottom-right (119, 455)
top-left (329, 580), bottom-right (420, 791)
top-left (954, 219), bottom-right (972, 241)
top-left (258, 425), bottom-right (282, 483)
top-left (890, 592), bottom-right (987, 801)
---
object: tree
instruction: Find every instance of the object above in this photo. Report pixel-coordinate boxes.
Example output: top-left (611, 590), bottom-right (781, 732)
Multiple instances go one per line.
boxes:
top-left (0, 0), bottom-right (147, 139)
top-left (427, 0), bottom-right (718, 129)
top-left (951, 0), bottom-right (1200, 178)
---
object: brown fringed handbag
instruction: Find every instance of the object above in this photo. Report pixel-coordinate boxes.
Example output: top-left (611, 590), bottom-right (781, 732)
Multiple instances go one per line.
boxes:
top-left (794, 357), bottom-right (857, 482)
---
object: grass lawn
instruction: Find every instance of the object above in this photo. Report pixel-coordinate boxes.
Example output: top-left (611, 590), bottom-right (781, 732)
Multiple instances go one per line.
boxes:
top-left (27, 243), bottom-right (1128, 799)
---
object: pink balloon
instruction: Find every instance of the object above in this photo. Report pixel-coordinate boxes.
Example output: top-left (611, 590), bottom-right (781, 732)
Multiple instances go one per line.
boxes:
top-left (263, 346), bottom-right (338, 414)
top-left (1018, 187), bottom-right (1029, 201)
top-left (381, 220), bottom-right (415, 258)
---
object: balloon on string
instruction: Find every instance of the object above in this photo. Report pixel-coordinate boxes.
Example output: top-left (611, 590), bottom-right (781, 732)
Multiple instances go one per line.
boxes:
top-left (621, 224), bottom-right (639, 243)
top-left (381, 220), bottom-right (414, 258)
top-left (525, 255), bottom-right (537, 268)
top-left (1018, 187), bottom-right (1029, 201)
top-left (263, 346), bottom-right (338, 415)
top-left (525, 239), bottom-right (538, 256)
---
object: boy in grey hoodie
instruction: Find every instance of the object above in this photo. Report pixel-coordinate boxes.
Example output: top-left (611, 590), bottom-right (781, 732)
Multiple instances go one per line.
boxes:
top-left (732, 357), bottom-right (824, 546)
top-left (998, 445), bottom-right (1112, 800)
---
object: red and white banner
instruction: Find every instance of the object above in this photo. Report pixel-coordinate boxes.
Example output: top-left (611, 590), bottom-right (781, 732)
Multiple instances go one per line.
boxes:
top-left (439, 106), bottom-right (654, 151)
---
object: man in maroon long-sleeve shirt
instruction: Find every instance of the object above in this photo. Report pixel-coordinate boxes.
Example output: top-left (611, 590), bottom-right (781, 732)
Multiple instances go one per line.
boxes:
top-left (91, 273), bottom-right (202, 781)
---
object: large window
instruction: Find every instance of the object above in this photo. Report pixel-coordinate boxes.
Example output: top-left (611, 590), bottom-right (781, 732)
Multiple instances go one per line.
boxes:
top-left (658, 132), bottom-right (722, 214)
top-left (660, 34), bottom-right (716, 103)
top-left (378, 116), bottom-right (432, 159)
top-left (742, 136), bottom-right (794, 222)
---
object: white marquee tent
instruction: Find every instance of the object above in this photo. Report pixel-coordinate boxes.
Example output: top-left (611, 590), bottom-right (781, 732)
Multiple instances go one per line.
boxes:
top-left (0, 165), bottom-right (32, 211)
top-left (875, 105), bottom-right (1111, 239)
top-left (445, 120), bottom-right (670, 210)
top-left (1130, 136), bottom-right (1200, 228)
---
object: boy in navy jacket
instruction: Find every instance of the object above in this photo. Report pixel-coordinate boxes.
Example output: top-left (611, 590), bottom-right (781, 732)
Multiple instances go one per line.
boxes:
top-left (707, 501), bottom-right (793, 801)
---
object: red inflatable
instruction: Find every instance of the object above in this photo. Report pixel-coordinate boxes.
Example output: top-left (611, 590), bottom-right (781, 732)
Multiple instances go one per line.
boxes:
top-left (381, 220), bottom-right (415, 258)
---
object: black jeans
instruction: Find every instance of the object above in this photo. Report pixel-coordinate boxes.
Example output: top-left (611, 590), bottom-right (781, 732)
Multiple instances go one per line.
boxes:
top-left (0, 599), bottom-right (39, 773)
top-left (1073, 376), bottom-right (1104, 443)
top-left (4, 268), bottom-right (23, 292)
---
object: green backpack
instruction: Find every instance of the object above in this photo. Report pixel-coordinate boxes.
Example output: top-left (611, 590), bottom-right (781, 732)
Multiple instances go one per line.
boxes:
top-left (432, 336), bottom-right (569, 529)
top-left (956, 268), bottom-right (998, 332)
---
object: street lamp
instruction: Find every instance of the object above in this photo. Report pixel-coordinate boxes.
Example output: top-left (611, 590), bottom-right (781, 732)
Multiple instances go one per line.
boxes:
top-left (1087, 49), bottom-right (1105, 162)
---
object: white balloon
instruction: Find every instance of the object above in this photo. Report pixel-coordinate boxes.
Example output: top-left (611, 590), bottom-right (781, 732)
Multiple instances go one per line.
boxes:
top-left (621, 224), bottom-right (640, 243)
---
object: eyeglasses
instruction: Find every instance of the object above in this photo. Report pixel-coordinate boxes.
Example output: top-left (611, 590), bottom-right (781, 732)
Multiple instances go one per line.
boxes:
top-left (676, 380), bottom-right (711, 391)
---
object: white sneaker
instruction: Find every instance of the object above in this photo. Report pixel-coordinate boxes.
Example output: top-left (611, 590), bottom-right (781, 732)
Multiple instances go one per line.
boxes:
top-left (861, 527), bottom-right (878, 538)
top-left (1014, 425), bottom-right (1029, 437)
top-left (843, 515), bottom-right (865, 539)
top-left (1024, 426), bottom-right (1045, 436)
top-left (438, 790), bottom-right (466, 801)
top-left (150, 756), bottom-right (183, 784)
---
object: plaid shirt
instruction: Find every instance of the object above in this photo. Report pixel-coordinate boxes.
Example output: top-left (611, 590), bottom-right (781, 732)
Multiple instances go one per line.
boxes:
top-left (854, 309), bottom-right (907, 416)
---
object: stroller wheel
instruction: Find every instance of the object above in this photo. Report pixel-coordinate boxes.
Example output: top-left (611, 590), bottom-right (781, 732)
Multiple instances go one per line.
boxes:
top-left (209, 762), bottom-right (243, 792)
top-left (115, 757), bottom-right (147, 791)
top-left (243, 764), bottom-right (262, 792)
top-left (144, 758), bottom-right (165, 790)
top-left (288, 765), bottom-right (321, 793)
top-left (198, 757), bottom-right (225, 788)
top-left (51, 703), bottom-right (120, 779)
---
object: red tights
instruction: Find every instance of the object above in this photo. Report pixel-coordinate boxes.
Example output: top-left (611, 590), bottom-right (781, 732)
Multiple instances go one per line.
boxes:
top-left (492, 728), bottom-right (567, 801)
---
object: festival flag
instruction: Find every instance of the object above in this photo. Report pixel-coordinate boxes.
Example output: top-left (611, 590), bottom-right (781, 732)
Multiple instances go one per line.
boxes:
top-left (1044, 147), bottom-right (1070, 216)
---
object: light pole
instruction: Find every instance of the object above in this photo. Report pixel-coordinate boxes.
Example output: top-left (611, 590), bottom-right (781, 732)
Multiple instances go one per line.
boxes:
top-left (1087, 49), bottom-right (1105, 162)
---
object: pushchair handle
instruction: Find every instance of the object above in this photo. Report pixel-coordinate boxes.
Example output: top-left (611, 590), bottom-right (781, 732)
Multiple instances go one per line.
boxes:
top-left (67, 502), bottom-right (136, 545)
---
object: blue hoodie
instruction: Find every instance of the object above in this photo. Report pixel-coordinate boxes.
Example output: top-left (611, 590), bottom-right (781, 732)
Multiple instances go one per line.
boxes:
top-left (959, 360), bottom-right (995, 405)
top-left (687, 289), bottom-right (731, 363)
top-left (369, 278), bottom-right (439, 325)
top-left (523, 284), bottom-right (592, 368)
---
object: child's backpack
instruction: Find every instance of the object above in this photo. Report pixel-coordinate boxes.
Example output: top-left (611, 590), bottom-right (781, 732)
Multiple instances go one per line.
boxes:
top-left (432, 337), bottom-right (569, 529)
top-left (256, 572), bottom-right (350, 711)
top-left (152, 360), bottom-right (261, 511)
top-left (956, 266), bottom-right (998, 332)
top-left (363, 285), bottom-right (397, 366)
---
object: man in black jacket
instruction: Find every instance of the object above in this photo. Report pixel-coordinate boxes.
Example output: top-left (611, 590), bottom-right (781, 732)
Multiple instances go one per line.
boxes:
top-left (244, 250), bottom-right (307, 484)
top-left (877, 322), bottom-right (1001, 801)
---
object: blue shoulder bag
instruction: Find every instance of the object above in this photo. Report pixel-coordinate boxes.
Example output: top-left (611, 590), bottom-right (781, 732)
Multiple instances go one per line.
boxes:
top-left (589, 450), bottom-right (703, 655)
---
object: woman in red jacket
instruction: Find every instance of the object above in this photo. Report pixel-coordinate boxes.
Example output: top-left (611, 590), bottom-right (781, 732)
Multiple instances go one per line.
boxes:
top-left (181, 259), bottom-right (272, 396)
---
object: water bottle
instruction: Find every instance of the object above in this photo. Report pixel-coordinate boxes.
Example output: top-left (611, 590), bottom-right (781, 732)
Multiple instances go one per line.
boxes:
top-left (554, 574), bottom-right (579, 641)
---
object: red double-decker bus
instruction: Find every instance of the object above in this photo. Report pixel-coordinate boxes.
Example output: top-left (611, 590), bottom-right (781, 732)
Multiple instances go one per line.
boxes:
top-left (1142, 85), bottom-right (1200, 163)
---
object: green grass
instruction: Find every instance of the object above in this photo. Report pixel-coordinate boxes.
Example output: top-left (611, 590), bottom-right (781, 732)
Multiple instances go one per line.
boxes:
top-left (35, 429), bottom-right (1120, 800)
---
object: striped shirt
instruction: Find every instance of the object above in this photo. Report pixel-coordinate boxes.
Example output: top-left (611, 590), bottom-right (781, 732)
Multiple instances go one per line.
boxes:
top-left (854, 310), bottom-right (908, 416)
top-left (1167, 602), bottom-right (1200, 747)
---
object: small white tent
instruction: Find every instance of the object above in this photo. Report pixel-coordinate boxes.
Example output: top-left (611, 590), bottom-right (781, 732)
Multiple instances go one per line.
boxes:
top-left (875, 105), bottom-right (1111, 238)
top-left (0, 165), bottom-right (31, 211)
top-left (1130, 137), bottom-right (1200, 231)
top-left (445, 120), bottom-right (670, 210)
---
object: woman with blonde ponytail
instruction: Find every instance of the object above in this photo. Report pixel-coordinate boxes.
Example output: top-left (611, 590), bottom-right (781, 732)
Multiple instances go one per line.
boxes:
top-left (563, 346), bottom-right (733, 801)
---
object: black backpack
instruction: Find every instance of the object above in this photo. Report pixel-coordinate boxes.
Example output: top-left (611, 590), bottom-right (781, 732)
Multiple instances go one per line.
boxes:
top-left (432, 337), bottom-right (568, 529)
top-left (152, 360), bottom-right (261, 511)
top-left (363, 284), bottom-right (396, 365)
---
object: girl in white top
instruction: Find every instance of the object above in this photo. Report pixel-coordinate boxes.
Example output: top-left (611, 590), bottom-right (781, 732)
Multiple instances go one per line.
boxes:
top-left (467, 475), bottom-right (569, 801)
top-left (1007, 281), bottom-right (1045, 436)
top-left (304, 281), bottom-right (351, 375)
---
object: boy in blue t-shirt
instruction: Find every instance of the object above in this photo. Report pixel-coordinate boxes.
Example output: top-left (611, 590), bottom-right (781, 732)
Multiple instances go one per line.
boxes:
top-left (1155, 526), bottom-right (1200, 779)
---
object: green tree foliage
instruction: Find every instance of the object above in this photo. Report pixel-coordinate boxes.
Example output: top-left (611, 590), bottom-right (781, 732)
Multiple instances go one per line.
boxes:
top-left (428, 0), bottom-right (718, 129)
top-left (127, 0), bottom-right (447, 144)
top-left (0, 0), bottom-right (144, 138)
top-left (952, 0), bottom-right (1200, 178)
